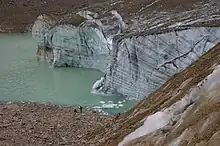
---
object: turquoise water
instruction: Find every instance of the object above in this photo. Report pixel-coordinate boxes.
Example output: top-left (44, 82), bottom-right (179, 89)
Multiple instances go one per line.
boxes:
top-left (0, 33), bottom-right (137, 114)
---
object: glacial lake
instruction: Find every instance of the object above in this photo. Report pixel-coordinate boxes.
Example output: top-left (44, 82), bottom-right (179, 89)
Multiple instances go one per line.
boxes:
top-left (0, 33), bottom-right (137, 114)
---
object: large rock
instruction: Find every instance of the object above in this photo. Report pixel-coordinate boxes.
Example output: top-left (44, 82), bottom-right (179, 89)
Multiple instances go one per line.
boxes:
top-left (92, 27), bottom-right (220, 98)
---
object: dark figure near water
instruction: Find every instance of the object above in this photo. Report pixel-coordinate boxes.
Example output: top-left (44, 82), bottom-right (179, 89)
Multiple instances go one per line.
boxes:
top-left (74, 109), bottom-right (78, 113)
top-left (65, 63), bottom-right (70, 67)
top-left (79, 106), bottom-right (83, 113)
top-left (115, 113), bottom-right (121, 119)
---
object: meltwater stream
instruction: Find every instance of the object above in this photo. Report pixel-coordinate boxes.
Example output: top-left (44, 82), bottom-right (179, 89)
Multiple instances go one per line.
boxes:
top-left (0, 33), bottom-right (136, 114)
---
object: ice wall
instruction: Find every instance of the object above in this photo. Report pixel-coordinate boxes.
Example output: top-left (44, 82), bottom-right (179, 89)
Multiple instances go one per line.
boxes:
top-left (92, 27), bottom-right (220, 99)
top-left (32, 12), bottom-right (220, 99)
top-left (32, 13), bottom-right (111, 71)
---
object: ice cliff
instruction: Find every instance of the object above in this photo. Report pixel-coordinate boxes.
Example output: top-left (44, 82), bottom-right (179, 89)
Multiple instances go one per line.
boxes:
top-left (32, 13), bottom-right (112, 71)
top-left (32, 0), bottom-right (220, 99)
top-left (32, 12), bottom-right (220, 99)
top-left (93, 27), bottom-right (220, 98)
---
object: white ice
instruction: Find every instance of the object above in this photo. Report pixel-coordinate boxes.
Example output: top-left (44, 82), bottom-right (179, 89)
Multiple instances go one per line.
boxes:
top-left (111, 10), bottom-right (126, 34)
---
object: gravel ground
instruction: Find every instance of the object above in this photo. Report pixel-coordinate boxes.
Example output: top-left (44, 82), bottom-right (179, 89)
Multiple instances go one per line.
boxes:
top-left (0, 101), bottom-right (114, 146)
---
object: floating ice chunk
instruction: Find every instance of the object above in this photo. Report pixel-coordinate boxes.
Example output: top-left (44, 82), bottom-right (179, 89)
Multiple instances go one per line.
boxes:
top-left (93, 106), bottom-right (101, 109)
top-left (102, 103), bottom-right (118, 108)
top-left (118, 101), bottom-right (123, 104)
top-left (99, 101), bottom-right (105, 104)
top-left (118, 104), bottom-right (124, 107)
top-left (107, 37), bottom-right (113, 50)
top-left (92, 77), bottom-right (105, 91)
top-left (110, 1), bottom-right (122, 6)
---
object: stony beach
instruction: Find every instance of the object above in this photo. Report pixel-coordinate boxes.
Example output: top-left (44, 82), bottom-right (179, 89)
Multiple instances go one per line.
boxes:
top-left (0, 101), bottom-right (114, 145)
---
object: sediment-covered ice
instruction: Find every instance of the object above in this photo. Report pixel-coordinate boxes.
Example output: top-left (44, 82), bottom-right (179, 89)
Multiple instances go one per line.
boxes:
top-left (119, 64), bottom-right (220, 146)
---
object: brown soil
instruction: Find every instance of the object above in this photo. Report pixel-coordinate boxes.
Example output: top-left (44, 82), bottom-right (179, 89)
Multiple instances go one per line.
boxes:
top-left (1, 0), bottom-right (219, 33)
top-left (0, 101), bottom-right (114, 146)
top-left (0, 0), bottom-right (108, 32)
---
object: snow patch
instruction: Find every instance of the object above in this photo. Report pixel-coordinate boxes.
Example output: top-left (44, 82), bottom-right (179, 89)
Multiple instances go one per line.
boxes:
top-left (118, 111), bottom-right (172, 146)
top-left (111, 10), bottom-right (126, 34)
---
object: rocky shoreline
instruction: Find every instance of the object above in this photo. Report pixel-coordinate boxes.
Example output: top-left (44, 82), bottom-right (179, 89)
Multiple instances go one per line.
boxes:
top-left (0, 101), bottom-right (114, 145)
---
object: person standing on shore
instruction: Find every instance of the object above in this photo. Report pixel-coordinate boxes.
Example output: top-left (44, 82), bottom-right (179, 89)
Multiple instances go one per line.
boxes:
top-left (79, 106), bottom-right (83, 113)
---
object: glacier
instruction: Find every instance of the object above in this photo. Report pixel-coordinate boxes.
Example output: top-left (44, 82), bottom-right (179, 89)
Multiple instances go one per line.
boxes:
top-left (32, 13), bottom-right (112, 71)
top-left (93, 27), bottom-right (220, 99)
top-left (32, 10), bottom-right (220, 99)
